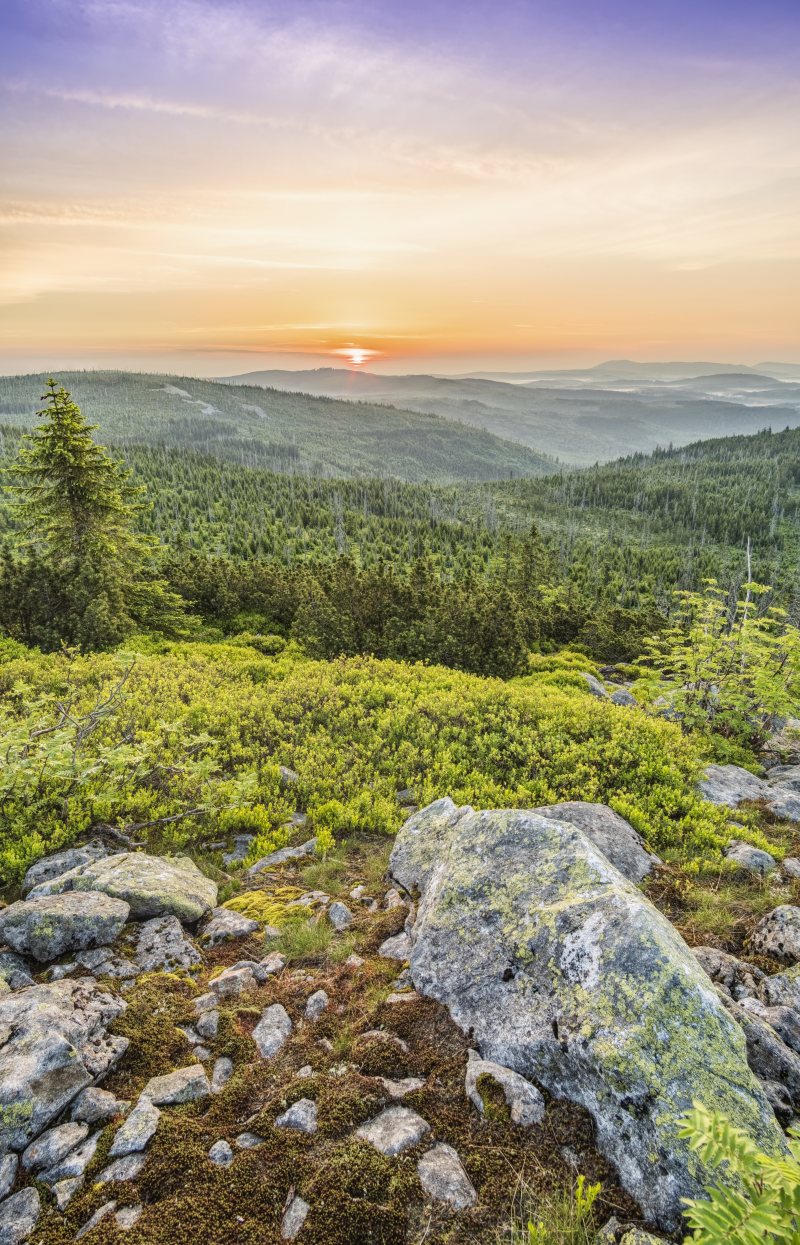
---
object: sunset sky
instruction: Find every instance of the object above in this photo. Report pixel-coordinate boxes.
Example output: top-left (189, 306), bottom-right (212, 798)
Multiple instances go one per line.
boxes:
top-left (1, 0), bottom-right (799, 375)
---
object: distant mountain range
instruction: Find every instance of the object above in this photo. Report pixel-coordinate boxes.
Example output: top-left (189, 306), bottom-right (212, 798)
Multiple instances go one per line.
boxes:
top-left (221, 361), bottom-right (800, 466)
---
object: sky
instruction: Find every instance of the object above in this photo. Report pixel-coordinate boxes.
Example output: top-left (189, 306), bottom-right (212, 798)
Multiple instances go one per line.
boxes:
top-left (1, 0), bottom-right (799, 376)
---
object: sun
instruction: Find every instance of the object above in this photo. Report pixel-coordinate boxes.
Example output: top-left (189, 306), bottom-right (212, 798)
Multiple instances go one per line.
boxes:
top-left (331, 346), bottom-right (379, 369)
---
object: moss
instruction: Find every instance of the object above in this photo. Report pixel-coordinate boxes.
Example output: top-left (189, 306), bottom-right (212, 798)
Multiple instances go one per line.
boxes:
top-left (222, 885), bottom-right (302, 925)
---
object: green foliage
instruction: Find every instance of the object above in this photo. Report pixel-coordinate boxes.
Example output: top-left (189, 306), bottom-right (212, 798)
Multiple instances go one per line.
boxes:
top-left (2, 383), bottom-right (186, 651)
top-left (636, 581), bottom-right (800, 745)
top-left (681, 1102), bottom-right (800, 1244)
top-left (506, 1174), bottom-right (601, 1245)
top-left (0, 640), bottom-right (733, 885)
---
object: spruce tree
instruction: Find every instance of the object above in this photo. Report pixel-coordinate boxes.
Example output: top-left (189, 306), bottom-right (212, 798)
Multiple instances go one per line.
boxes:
top-left (7, 380), bottom-right (186, 650)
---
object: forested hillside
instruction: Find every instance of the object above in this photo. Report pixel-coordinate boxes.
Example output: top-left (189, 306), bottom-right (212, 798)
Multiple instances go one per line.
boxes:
top-left (0, 372), bottom-right (552, 482)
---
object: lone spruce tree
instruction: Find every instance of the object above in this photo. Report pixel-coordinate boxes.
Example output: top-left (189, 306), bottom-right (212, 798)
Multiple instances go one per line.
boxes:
top-left (6, 380), bottom-right (186, 650)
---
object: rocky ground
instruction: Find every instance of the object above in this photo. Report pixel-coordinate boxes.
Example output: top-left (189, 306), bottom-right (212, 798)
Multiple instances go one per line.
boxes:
top-left (2, 742), bottom-right (800, 1245)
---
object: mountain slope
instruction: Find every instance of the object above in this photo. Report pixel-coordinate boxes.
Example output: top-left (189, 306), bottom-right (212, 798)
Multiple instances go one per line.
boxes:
top-left (223, 367), bottom-right (800, 465)
top-left (0, 371), bottom-right (552, 483)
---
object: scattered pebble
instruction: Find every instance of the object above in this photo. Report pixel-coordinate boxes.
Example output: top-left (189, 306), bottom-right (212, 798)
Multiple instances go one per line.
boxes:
top-left (305, 989), bottom-right (329, 1021)
top-left (275, 1098), bottom-right (318, 1134)
top-left (356, 1106), bottom-right (430, 1156)
top-left (209, 1139), bottom-right (234, 1167)
top-left (281, 1194), bottom-right (310, 1241)
top-left (417, 1142), bottom-right (477, 1210)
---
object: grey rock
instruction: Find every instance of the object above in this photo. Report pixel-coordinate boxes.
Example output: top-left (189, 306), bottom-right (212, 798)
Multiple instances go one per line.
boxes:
top-left (235, 1132), bottom-right (264, 1149)
top-left (465, 1049), bottom-right (544, 1126)
top-left (581, 672), bottom-right (608, 699)
top-left (28, 852), bottom-right (217, 923)
top-left (751, 905), bottom-right (800, 965)
top-left (254, 952), bottom-right (286, 981)
top-left (288, 891), bottom-right (329, 911)
top-left (760, 1078), bottom-right (795, 1126)
top-left (210, 965), bottom-right (257, 998)
top-left (211, 1056), bottom-right (233, 1093)
top-left (766, 786), bottom-right (800, 821)
top-left (39, 1132), bottom-right (99, 1185)
top-left (0, 952), bottom-right (34, 992)
top-left (610, 687), bottom-right (637, 707)
top-left (389, 798), bottom-right (782, 1233)
top-left (384, 889), bottom-right (405, 910)
top-left (193, 990), bottom-right (217, 1013)
top-left (417, 1142), bottom-right (477, 1210)
top-left (304, 990), bottom-right (329, 1021)
top-left (52, 1177), bottom-right (83, 1209)
top-left (222, 836), bottom-right (254, 867)
top-left (195, 1009), bottom-right (219, 1040)
top-left (0, 1154), bottom-right (17, 1202)
top-left (281, 1194), bottom-right (310, 1241)
top-left (699, 764), bottom-right (768, 807)
top-left (116, 1204), bottom-right (142, 1230)
top-left (75, 946), bottom-right (139, 979)
top-left (22, 1121), bottom-right (88, 1171)
top-left (693, 946), bottom-right (765, 1002)
top-left (739, 997), bottom-right (800, 1055)
top-left (200, 907), bottom-right (260, 947)
top-left (253, 1003), bottom-right (292, 1059)
top-left (71, 1086), bottom-right (130, 1123)
top-left (355, 1106), bottom-right (430, 1156)
top-left (275, 1098), bottom-right (317, 1134)
top-left (378, 1076), bottom-right (425, 1099)
top-left (782, 857), bottom-right (800, 879)
top-left (141, 1065), bottom-right (210, 1105)
top-left (725, 840), bottom-right (777, 876)
top-left (761, 965), bottom-right (800, 1010)
top-left (248, 838), bottom-right (317, 877)
top-left (0, 1188), bottom-right (40, 1244)
top-left (135, 915), bottom-right (202, 973)
top-left (379, 933), bottom-right (412, 961)
top-left (0, 892), bottom-right (129, 963)
top-left (327, 901), bottom-right (353, 931)
top-left (194, 1044), bottom-right (212, 1061)
top-left (209, 1139), bottom-right (234, 1167)
top-left (75, 1200), bottom-right (117, 1240)
top-left (530, 802), bottom-right (660, 883)
top-left (0, 977), bottom-right (126, 1150)
top-left (109, 1100), bottom-right (160, 1156)
top-left (767, 765), bottom-right (800, 792)
top-left (95, 1152), bottom-right (146, 1184)
top-left (279, 766), bottom-right (299, 788)
top-left (722, 994), bottom-right (800, 1109)
top-left (764, 718), bottom-right (800, 764)
top-left (23, 842), bottom-right (106, 894)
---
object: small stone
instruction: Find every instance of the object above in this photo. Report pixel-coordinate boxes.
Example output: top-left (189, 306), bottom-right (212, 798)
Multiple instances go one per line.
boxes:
top-left (210, 965), bottom-right (257, 998)
top-left (235, 1132), bottom-right (264, 1149)
top-left (279, 766), bottom-right (299, 787)
top-left (750, 905), bottom-right (800, 965)
top-left (39, 1133), bottom-right (99, 1185)
top-left (281, 1194), bottom-right (310, 1241)
top-left (53, 1177), bottom-right (83, 1209)
top-left (248, 838), bottom-right (317, 877)
top-left (783, 858), bottom-right (800, 879)
top-left (211, 1056), bottom-right (234, 1093)
top-left (345, 954), bottom-right (365, 968)
top-left (141, 1065), bottom-right (210, 1105)
top-left (378, 933), bottom-right (412, 961)
top-left (725, 840), bottom-right (777, 877)
top-left (350, 885), bottom-right (366, 900)
top-left (275, 1098), bottom-right (317, 1134)
top-left (222, 836), bottom-right (254, 866)
top-left (209, 1139), bottom-right (234, 1167)
top-left (196, 1009), bottom-right (219, 1040)
top-left (356, 1106), bottom-right (430, 1156)
top-left (96, 1153), bottom-right (146, 1185)
top-left (116, 1205), bottom-right (143, 1230)
top-left (0, 951), bottom-right (34, 992)
top-left (22, 1121), bottom-right (89, 1171)
top-left (195, 1044), bottom-right (212, 1061)
top-left (610, 687), bottom-right (637, 707)
top-left (0, 1154), bottom-right (17, 1201)
top-left (305, 990), bottom-right (329, 1021)
top-left (327, 901), bottom-right (352, 931)
top-left (201, 907), bottom-right (260, 947)
top-left (256, 952), bottom-right (286, 980)
top-left (296, 1065), bottom-right (313, 1079)
top-left (581, 672), bottom-right (608, 698)
top-left (0, 1188), bottom-right (40, 1245)
top-left (384, 889), bottom-right (405, 910)
top-left (70, 1087), bottom-right (130, 1124)
top-left (193, 991), bottom-right (218, 1013)
top-left (109, 1100), bottom-right (160, 1156)
top-left (75, 1201), bottom-right (117, 1241)
top-left (386, 991), bottom-right (418, 1004)
top-left (378, 1076), bottom-right (425, 1099)
top-left (465, 1050), bottom-right (545, 1126)
top-left (253, 1003), bottom-right (292, 1058)
top-left (417, 1142), bottom-right (477, 1210)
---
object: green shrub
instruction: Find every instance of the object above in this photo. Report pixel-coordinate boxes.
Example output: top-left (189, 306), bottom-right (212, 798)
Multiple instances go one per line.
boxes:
top-left (681, 1102), bottom-right (800, 1243)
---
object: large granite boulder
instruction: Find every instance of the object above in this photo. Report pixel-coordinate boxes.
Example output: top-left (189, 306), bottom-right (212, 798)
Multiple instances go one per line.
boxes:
top-left (530, 802), bottom-right (660, 883)
top-left (699, 764), bottom-right (800, 821)
top-left (0, 978), bottom-right (127, 1151)
top-left (0, 893), bottom-right (129, 963)
top-left (22, 843), bottom-right (107, 894)
top-left (27, 852), bottom-right (217, 923)
top-left (389, 799), bottom-right (783, 1233)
